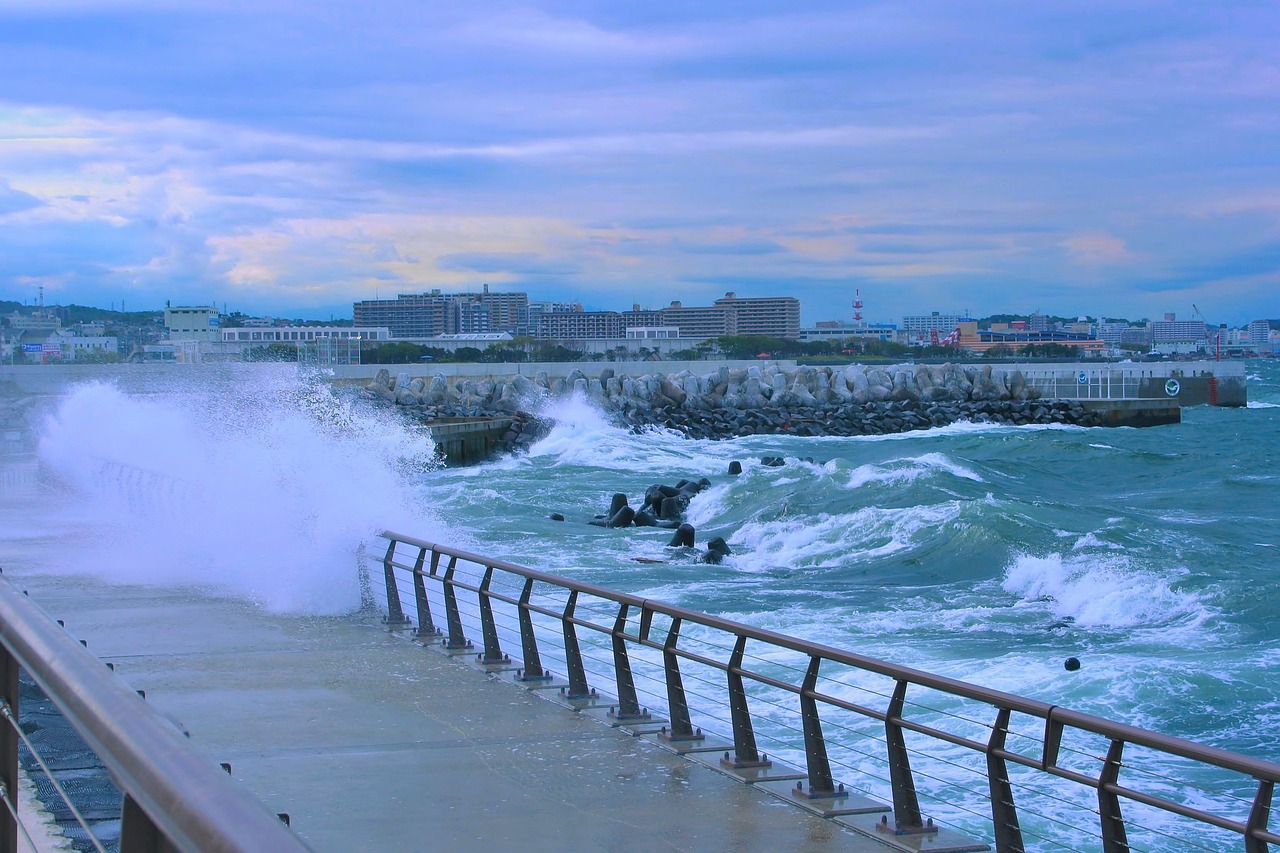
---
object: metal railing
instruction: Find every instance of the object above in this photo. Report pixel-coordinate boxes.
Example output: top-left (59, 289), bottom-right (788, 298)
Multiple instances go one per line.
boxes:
top-left (0, 572), bottom-right (310, 853)
top-left (378, 530), bottom-right (1279, 853)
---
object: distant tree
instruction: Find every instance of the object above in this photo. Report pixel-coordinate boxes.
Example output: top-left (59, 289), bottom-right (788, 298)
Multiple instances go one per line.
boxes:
top-left (531, 343), bottom-right (584, 362)
top-left (715, 335), bottom-right (793, 359)
top-left (983, 345), bottom-right (1016, 359)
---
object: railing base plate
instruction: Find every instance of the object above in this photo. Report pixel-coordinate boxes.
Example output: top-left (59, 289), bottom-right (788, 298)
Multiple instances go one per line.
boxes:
top-left (757, 780), bottom-right (887, 817)
top-left (467, 654), bottom-right (521, 674)
top-left (688, 751), bottom-right (805, 784)
top-left (836, 813), bottom-right (989, 852)
top-left (582, 707), bottom-right (667, 729)
top-left (519, 677), bottom-right (572, 691)
top-left (642, 733), bottom-right (733, 756)
top-left (542, 689), bottom-right (615, 712)
top-left (440, 639), bottom-right (475, 655)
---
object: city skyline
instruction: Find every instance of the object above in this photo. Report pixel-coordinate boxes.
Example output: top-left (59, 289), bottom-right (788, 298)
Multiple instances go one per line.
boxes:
top-left (1, 2), bottom-right (1278, 325)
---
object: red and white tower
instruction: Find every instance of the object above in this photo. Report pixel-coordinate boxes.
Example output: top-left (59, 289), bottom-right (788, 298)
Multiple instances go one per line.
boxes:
top-left (852, 289), bottom-right (865, 329)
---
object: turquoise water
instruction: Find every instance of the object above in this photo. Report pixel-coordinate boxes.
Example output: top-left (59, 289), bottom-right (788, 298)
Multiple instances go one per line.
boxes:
top-left (417, 361), bottom-right (1280, 849)
top-left (4, 360), bottom-right (1277, 851)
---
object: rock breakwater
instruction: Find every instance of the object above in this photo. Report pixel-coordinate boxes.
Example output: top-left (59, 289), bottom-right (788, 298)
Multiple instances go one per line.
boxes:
top-left (364, 362), bottom-right (1102, 442)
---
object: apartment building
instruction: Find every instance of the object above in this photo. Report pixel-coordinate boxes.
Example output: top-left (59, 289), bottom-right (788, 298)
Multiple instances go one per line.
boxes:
top-left (713, 292), bottom-right (800, 339)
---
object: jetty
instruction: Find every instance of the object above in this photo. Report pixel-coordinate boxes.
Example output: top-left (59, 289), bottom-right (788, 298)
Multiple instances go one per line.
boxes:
top-left (348, 360), bottom-right (1247, 461)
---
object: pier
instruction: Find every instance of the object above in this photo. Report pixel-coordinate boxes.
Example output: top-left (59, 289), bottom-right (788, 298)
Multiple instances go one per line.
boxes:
top-left (0, 570), bottom-right (888, 852)
top-left (0, 532), bottom-right (1276, 851)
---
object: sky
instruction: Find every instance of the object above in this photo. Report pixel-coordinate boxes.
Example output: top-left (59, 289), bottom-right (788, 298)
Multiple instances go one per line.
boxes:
top-left (0, 1), bottom-right (1277, 325)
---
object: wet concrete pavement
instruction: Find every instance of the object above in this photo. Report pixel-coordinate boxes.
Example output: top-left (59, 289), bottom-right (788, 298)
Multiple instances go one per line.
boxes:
top-left (4, 570), bottom-right (890, 852)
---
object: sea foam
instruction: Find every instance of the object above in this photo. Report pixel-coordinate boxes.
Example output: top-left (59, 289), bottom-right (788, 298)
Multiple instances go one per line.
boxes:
top-left (36, 377), bottom-right (438, 614)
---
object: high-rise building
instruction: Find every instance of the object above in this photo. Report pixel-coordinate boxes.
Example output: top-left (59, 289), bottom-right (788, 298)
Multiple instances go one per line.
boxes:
top-left (353, 289), bottom-right (530, 338)
top-left (520, 301), bottom-right (582, 336)
top-left (902, 312), bottom-right (962, 342)
top-left (649, 302), bottom-right (737, 339)
top-left (354, 292), bottom-right (449, 338)
top-left (536, 311), bottom-right (623, 339)
top-left (1248, 319), bottom-right (1271, 348)
top-left (1151, 319), bottom-right (1207, 343)
top-left (713, 292), bottom-right (800, 339)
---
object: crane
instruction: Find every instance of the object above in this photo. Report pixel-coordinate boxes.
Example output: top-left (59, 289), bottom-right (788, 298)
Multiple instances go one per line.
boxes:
top-left (1191, 304), bottom-right (1221, 361)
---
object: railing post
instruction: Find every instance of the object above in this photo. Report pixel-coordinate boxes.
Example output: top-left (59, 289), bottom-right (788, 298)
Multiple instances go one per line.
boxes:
top-left (0, 646), bottom-right (17, 853)
top-left (987, 707), bottom-right (1025, 853)
top-left (120, 792), bottom-right (171, 853)
top-left (476, 567), bottom-right (507, 665)
top-left (722, 635), bottom-right (769, 769)
top-left (885, 679), bottom-right (928, 832)
top-left (514, 578), bottom-right (550, 682)
top-left (441, 556), bottom-right (472, 651)
top-left (1246, 779), bottom-right (1274, 853)
top-left (412, 548), bottom-right (438, 638)
top-left (795, 655), bottom-right (846, 800)
top-left (608, 604), bottom-right (649, 722)
top-left (1098, 739), bottom-right (1130, 853)
top-left (659, 618), bottom-right (702, 743)
top-left (560, 591), bottom-right (590, 699)
top-left (381, 538), bottom-right (409, 626)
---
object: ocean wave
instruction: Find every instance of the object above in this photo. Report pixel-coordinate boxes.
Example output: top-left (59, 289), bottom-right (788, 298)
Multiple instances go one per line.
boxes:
top-left (35, 377), bottom-right (438, 614)
top-left (1001, 552), bottom-right (1212, 630)
top-left (729, 502), bottom-right (964, 572)
top-left (847, 451), bottom-right (984, 489)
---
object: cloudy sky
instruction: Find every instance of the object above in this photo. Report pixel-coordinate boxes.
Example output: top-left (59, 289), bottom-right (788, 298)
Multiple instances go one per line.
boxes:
top-left (1, 1), bottom-right (1277, 324)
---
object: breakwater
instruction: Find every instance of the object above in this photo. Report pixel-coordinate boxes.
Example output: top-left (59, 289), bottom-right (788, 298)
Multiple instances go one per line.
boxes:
top-left (365, 362), bottom-right (1104, 446)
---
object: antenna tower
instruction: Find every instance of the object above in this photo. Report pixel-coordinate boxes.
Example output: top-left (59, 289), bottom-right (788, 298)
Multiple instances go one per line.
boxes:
top-left (852, 289), bottom-right (865, 328)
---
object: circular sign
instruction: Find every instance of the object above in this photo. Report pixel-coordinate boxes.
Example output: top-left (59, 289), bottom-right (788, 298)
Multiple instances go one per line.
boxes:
top-left (1077, 371), bottom-right (1088, 383)
top-left (1164, 379), bottom-right (1180, 397)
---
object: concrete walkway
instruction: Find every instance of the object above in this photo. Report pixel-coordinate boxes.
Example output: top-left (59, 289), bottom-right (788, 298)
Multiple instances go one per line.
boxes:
top-left (6, 571), bottom-right (889, 852)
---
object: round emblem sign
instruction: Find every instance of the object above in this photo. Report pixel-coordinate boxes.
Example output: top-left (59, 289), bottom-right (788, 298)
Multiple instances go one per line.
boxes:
top-left (1164, 379), bottom-right (1180, 397)
top-left (1077, 371), bottom-right (1088, 383)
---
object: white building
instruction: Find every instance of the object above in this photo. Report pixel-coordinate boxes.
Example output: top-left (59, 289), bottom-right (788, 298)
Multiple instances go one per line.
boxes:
top-left (1248, 319), bottom-right (1271, 349)
top-left (54, 332), bottom-right (119, 359)
top-left (219, 326), bottom-right (390, 344)
top-left (902, 313), bottom-right (962, 343)
top-left (164, 304), bottom-right (220, 342)
top-left (625, 327), bottom-right (680, 340)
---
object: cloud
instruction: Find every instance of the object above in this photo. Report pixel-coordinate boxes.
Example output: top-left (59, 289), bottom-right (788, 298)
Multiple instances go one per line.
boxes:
top-left (436, 252), bottom-right (581, 276)
top-left (0, 179), bottom-right (42, 215)
top-left (1061, 233), bottom-right (1132, 265)
top-left (0, 3), bottom-right (1277, 323)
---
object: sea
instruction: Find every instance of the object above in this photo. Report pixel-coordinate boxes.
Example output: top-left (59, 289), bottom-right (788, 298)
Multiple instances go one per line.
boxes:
top-left (1, 359), bottom-right (1277, 852)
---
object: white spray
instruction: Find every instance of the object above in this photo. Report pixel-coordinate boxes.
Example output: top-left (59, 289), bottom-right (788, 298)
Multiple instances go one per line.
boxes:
top-left (36, 374), bottom-right (439, 614)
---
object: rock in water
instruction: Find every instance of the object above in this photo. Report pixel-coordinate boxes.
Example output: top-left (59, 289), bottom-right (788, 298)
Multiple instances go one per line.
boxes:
top-left (700, 537), bottom-right (732, 564)
top-left (728, 461), bottom-right (743, 475)
top-left (668, 524), bottom-right (696, 548)
top-left (607, 506), bottom-right (636, 528)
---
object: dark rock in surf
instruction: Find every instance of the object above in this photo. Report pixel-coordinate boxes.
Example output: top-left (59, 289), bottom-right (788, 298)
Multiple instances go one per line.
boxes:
top-left (668, 524), bottom-right (696, 548)
top-left (607, 506), bottom-right (636, 529)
